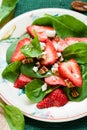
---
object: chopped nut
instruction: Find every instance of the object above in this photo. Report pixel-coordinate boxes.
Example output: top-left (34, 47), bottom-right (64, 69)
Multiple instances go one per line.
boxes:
top-left (71, 88), bottom-right (79, 98)
top-left (22, 58), bottom-right (33, 64)
top-left (51, 63), bottom-right (59, 75)
top-left (65, 79), bottom-right (75, 88)
top-left (71, 1), bottom-right (87, 12)
top-left (53, 36), bottom-right (60, 42)
top-left (39, 66), bottom-right (48, 74)
top-left (51, 67), bottom-right (59, 75)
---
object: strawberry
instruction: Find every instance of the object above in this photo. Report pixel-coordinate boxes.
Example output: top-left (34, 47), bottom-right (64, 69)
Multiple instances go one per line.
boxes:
top-left (58, 59), bottom-right (82, 87)
top-left (26, 25), bottom-right (55, 42)
top-left (11, 38), bottom-right (31, 62)
top-left (45, 75), bottom-right (66, 86)
top-left (52, 37), bottom-right (68, 52)
top-left (14, 73), bottom-right (33, 88)
top-left (40, 39), bottom-right (58, 66)
top-left (37, 88), bottom-right (68, 109)
top-left (65, 37), bottom-right (87, 45)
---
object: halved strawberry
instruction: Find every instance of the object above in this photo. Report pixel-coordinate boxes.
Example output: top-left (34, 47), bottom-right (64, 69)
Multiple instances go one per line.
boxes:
top-left (52, 37), bottom-right (68, 52)
top-left (65, 37), bottom-right (87, 45)
top-left (40, 39), bottom-right (58, 66)
top-left (11, 38), bottom-right (31, 62)
top-left (14, 73), bottom-right (33, 88)
top-left (26, 25), bottom-right (55, 42)
top-left (45, 75), bottom-right (66, 86)
top-left (37, 88), bottom-right (68, 109)
top-left (58, 59), bottom-right (82, 87)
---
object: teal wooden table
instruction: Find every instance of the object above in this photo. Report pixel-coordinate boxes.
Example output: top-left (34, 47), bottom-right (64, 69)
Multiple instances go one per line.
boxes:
top-left (14, 0), bottom-right (87, 130)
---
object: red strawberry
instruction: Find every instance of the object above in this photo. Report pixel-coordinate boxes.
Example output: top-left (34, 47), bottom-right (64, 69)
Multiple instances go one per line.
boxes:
top-left (40, 39), bottom-right (58, 66)
top-left (26, 25), bottom-right (54, 42)
top-left (58, 59), bottom-right (82, 87)
top-left (14, 73), bottom-right (33, 88)
top-left (37, 88), bottom-right (68, 109)
top-left (65, 37), bottom-right (87, 45)
top-left (45, 75), bottom-right (66, 86)
top-left (11, 38), bottom-right (31, 62)
top-left (52, 37), bottom-right (68, 52)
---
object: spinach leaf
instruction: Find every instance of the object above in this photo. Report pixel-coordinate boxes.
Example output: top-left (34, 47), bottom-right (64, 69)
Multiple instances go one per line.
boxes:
top-left (56, 14), bottom-right (87, 37)
top-left (21, 33), bottom-right (42, 58)
top-left (25, 79), bottom-right (58, 103)
top-left (6, 39), bottom-right (18, 64)
top-left (6, 33), bottom-right (30, 64)
top-left (64, 64), bottom-right (87, 101)
top-left (33, 16), bottom-right (52, 26)
top-left (62, 42), bottom-right (87, 64)
top-left (0, 102), bottom-right (25, 130)
top-left (21, 63), bottom-right (52, 78)
top-left (2, 61), bottom-right (21, 82)
top-left (0, 0), bottom-right (18, 28)
top-left (33, 14), bottom-right (87, 39)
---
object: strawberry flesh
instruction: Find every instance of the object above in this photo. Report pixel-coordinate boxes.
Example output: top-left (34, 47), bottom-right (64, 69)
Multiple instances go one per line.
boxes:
top-left (40, 39), bottom-right (58, 66)
top-left (65, 37), bottom-right (87, 45)
top-left (52, 37), bottom-right (68, 52)
top-left (14, 73), bottom-right (33, 88)
top-left (26, 25), bottom-right (54, 42)
top-left (37, 88), bottom-right (68, 109)
top-left (11, 38), bottom-right (31, 62)
top-left (58, 59), bottom-right (82, 87)
top-left (45, 75), bottom-right (66, 86)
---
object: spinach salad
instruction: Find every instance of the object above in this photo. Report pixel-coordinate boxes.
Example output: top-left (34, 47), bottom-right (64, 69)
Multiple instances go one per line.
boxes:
top-left (2, 14), bottom-right (87, 109)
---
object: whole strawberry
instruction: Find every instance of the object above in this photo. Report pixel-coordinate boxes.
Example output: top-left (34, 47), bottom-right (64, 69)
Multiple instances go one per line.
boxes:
top-left (37, 88), bottom-right (68, 109)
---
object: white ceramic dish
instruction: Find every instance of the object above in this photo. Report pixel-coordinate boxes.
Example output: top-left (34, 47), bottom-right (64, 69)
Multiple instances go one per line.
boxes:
top-left (0, 8), bottom-right (87, 122)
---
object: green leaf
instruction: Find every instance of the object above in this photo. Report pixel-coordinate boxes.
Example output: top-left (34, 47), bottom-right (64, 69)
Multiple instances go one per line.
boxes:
top-left (64, 64), bottom-right (87, 101)
top-left (25, 79), bottom-right (45, 102)
top-left (21, 34), bottom-right (42, 58)
top-left (33, 14), bottom-right (87, 39)
top-left (6, 33), bottom-right (30, 64)
top-left (62, 42), bottom-right (87, 64)
top-left (46, 14), bottom-right (87, 38)
top-left (56, 14), bottom-right (87, 37)
top-left (0, 102), bottom-right (25, 130)
top-left (6, 39), bottom-right (18, 64)
top-left (2, 61), bottom-right (21, 82)
top-left (25, 79), bottom-right (58, 103)
top-left (0, 0), bottom-right (18, 28)
top-left (21, 63), bottom-right (52, 78)
top-left (33, 16), bottom-right (52, 26)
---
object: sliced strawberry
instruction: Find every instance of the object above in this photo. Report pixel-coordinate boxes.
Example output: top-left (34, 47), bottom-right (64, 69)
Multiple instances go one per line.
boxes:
top-left (58, 59), bottom-right (82, 87)
top-left (11, 38), bottom-right (31, 62)
top-left (52, 37), bottom-right (87, 53)
top-left (52, 37), bottom-right (68, 52)
top-left (45, 75), bottom-right (66, 86)
top-left (37, 88), bottom-right (68, 109)
top-left (14, 73), bottom-right (33, 88)
top-left (65, 37), bottom-right (87, 45)
top-left (40, 39), bottom-right (58, 66)
top-left (26, 25), bottom-right (55, 42)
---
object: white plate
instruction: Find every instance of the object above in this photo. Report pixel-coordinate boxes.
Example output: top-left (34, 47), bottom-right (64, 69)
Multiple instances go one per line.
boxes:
top-left (0, 8), bottom-right (87, 122)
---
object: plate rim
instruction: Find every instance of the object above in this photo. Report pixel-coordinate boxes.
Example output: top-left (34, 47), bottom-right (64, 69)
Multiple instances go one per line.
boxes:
top-left (0, 8), bottom-right (87, 122)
